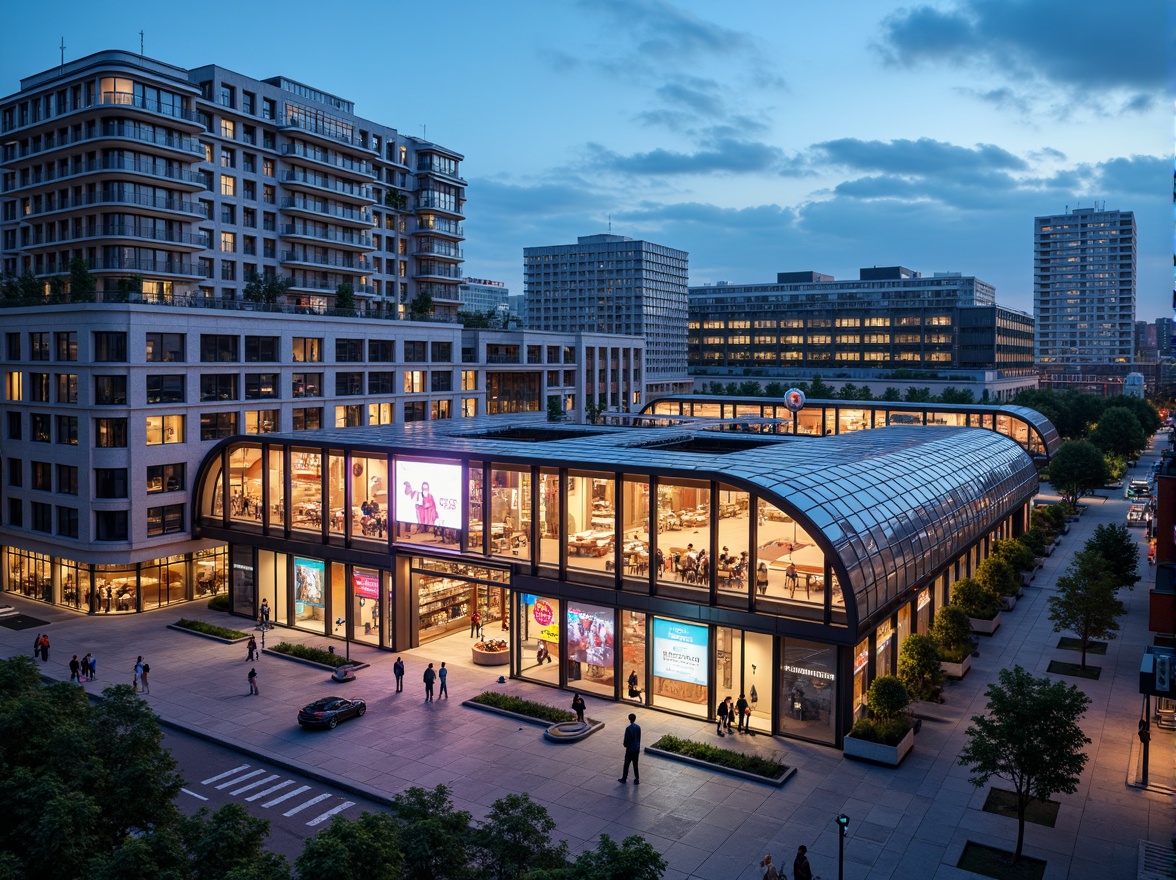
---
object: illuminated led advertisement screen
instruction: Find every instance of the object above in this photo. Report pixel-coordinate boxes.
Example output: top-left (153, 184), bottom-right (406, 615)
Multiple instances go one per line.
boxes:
top-left (294, 557), bottom-right (325, 607)
top-left (394, 460), bottom-right (463, 529)
top-left (652, 618), bottom-right (708, 686)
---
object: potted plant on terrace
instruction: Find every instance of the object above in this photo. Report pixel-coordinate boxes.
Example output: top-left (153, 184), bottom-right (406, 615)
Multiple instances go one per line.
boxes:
top-left (975, 556), bottom-right (1021, 611)
top-left (843, 675), bottom-right (915, 766)
top-left (931, 605), bottom-right (974, 678)
top-left (993, 537), bottom-right (1038, 586)
top-left (472, 638), bottom-right (510, 666)
top-left (950, 576), bottom-right (1002, 635)
top-left (897, 633), bottom-right (945, 703)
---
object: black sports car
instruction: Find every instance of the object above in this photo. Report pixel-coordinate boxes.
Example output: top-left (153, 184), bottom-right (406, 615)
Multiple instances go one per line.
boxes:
top-left (297, 696), bottom-right (367, 729)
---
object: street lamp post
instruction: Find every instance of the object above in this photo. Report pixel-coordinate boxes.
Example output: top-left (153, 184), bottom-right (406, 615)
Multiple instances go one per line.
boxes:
top-left (837, 813), bottom-right (850, 880)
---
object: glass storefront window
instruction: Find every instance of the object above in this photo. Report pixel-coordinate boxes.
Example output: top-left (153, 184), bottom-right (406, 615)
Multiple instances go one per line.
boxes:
top-left (228, 445), bottom-right (262, 523)
top-left (620, 610), bottom-right (646, 703)
top-left (620, 474), bottom-right (651, 591)
top-left (267, 448), bottom-right (284, 527)
top-left (518, 593), bottom-right (559, 686)
top-left (293, 556), bottom-right (325, 632)
top-left (396, 458), bottom-right (464, 546)
top-left (852, 636), bottom-right (870, 719)
top-left (353, 567), bottom-right (381, 644)
top-left (565, 601), bottom-right (615, 698)
top-left (916, 587), bottom-right (931, 635)
top-left (876, 618), bottom-right (895, 677)
top-left (779, 637), bottom-right (837, 744)
top-left (290, 450), bottom-right (323, 534)
top-left (654, 479), bottom-right (710, 599)
top-left (754, 498), bottom-right (824, 615)
top-left (537, 469), bottom-right (560, 569)
top-left (141, 555), bottom-right (187, 610)
top-left (466, 465), bottom-right (484, 553)
top-left (95, 563), bottom-right (137, 613)
top-left (57, 558), bottom-right (91, 611)
top-left (6, 548), bottom-right (52, 604)
top-left (328, 450), bottom-right (346, 537)
top-left (487, 465), bottom-right (529, 562)
top-left (350, 455), bottom-right (389, 543)
top-left (796, 406), bottom-right (822, 435)
top-left (650, 616), bottom-right (709, 718)
top-left (195, 546), bottom-right (226, 597)
top-left (567, 471), bottom-right (614, 581)
top-left (715, 484), bottom-right (750, 607)
top-left (837, 408), bottom-right (871, 433)
top-left (716, 628), bottom-right (775, 733)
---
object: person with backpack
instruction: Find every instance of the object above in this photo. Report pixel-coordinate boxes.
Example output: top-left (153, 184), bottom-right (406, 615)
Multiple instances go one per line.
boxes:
top-left (247, 667), bottom-right (259, 696)
top-left (133, 656), bottom-right (144, 692)
top-left (716, 696), bottom-right (730, 736)
top-left (140, 659), bottom-right (150, 693)
top-left (38, 634), bottom-right (50, 662)
top-left (246, 635), bottom-right (258, 662)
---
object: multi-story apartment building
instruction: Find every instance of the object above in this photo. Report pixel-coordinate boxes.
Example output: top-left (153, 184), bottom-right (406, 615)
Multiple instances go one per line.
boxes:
top-left (0, 50), bottom-right (465, 317)
top-left (458, 277), bottom-right (510, 324)
top-left (524, 234), bottom-right (691, 399)
top-left (687, 267), bottom-right (1036, 399)
top-left (1034, 206), bottom-right (1136, 390)
top-left (0, 301), bottom-right (643, 615)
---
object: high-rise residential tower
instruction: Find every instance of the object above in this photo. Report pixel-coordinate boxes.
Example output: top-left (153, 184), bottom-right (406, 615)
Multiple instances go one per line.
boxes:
top-left (1033, 206), bottom-right (1136, 368)
top-left (524, 234), bottom-right (691, 400)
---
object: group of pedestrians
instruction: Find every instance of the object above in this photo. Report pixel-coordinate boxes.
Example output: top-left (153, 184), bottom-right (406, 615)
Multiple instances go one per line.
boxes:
top-left (68, 652), bottom-right (96, 682)
top-left (388, 656), bottom-right (449, 701)
top-left (715, 693), bottom-right (753, 736)
top-left (759, 847), bottom-right (813, 880)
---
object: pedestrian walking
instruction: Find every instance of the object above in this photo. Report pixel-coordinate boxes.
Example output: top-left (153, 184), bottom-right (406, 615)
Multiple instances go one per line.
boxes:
top-left (793, 845), bottom-right (813, 880)
top-left (724, 696), bottom-right (734, 732)
top-left (469, 609), bottom-right (481, 638)
top-left (260, 598), bottom-right (271, 630)
top-left (133, 656), bottom-right (143, 692)
top-left (572, 692), bottom-right (586, 723)
top-left (760, 854), bottom-right (780, 880)
top-left (32, 633), bottom-right (41, 660)
top-left (246, 635), bottom-right (258, 662)
top-left (247, 667), bottom-right (259, 695)
top-left (423, 662), bottom-right (436, 702)
top-left (38, 634), bottom-right (50, 662)
top-left (81, 653), bottom-right (93, 681)
top-left (716, 695), bottom-right (729, 736)
top-left (88, 653), bottom-right (97, 681)
top-left (438, 661), bottom-right (448, 699)
top-left (617, 713), bottom-right (641, 784)
top-left (735, 693), bottom-right (751, 732)
top-left (69, 655), bottom-right (81, 682)
top-left (393, 656), bottom-right (405, 692)
top-left (140, 659), bottom-right (151, 694)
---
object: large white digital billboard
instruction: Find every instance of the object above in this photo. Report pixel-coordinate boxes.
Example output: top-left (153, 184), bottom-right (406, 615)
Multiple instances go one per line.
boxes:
top-left (394, 460), bottom-right (463, 529)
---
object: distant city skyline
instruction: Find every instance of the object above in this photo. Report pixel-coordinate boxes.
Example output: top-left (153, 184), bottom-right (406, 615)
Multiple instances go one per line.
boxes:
top-left (0, 0), bottom-right (1167, 318)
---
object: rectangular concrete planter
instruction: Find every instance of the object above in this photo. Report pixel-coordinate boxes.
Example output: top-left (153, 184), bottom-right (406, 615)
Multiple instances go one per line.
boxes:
top-left (940, 654), bottom-right (972, 679)
top-left (969, 611), bottom-right (1002, 635)
top-left (999, 595), bottom-right (1017, 612)
top-left (843, 726), bottom-right (915, 766)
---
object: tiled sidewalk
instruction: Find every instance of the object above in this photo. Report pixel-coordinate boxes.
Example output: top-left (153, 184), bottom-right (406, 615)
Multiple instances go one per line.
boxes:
top-left (2, 454), bottom-right (1172, 879)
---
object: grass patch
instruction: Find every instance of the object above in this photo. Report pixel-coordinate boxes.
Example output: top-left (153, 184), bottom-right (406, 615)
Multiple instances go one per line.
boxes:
top-left (174, 618), bottom-right (247, 640)
top-left (1046, 660), bottom-right (1101, 680)
top-left (1055, 637), bottom-right (1106, 655)
top-left (650, 734), bottom-right (788, 780)
top-left (269, 642), bottom-right (353, 668)
top-left (469, 691), bottom-right (575, 723)
top-left (206, 594), bottom-right (230, 612)
top-left (981, 788), bottom-right (1059, 828)
top-left (958, 841), bottom-right (1046, 880)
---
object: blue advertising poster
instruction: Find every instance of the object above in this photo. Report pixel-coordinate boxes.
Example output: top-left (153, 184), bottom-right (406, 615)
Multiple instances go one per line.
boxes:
top-left (293, 557), bottom-right (325, 607)
top-left (652, 618), bottom-right (708, 686)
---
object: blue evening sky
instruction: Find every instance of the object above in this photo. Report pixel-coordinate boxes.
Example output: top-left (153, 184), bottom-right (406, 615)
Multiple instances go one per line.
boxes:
top-left (1, 0), bottom-right (1169, 319)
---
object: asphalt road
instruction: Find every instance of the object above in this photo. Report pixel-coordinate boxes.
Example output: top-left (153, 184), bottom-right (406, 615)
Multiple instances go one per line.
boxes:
top-left (164, 728), bottom-right (388, 861)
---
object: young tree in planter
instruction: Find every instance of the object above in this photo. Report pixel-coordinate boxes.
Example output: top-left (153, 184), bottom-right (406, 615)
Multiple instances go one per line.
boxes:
top-left (958, 665), bottom-right (1091, 867)
top-left (897, 633), bottom-right (944, 701)
top-left (975, 556), bottom-right (1019, 602)
top-left (1046, 439), bottom-right (1107, 506)
top-left (334, 280), bottom-right (357, 314)
top-left (1084, 523), bottom-right (1140, 589)
top-left (949, 577), bottom-right (1001, 622)
top-left (992, 538), bottom-right (1036, 577)
top-left (849, 675), bottom-right (912, 745)
top-left (1048, 549), bottom-right (1124, 669)
top-left (931, 605), bottom-right (974, 664)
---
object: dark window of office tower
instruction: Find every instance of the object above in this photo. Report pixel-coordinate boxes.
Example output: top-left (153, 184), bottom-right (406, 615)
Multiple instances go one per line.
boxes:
top-left (244, 336), bottom-right (279, 362)
top-left (200, 412), bottom-right (238, 441)
top-left (292, 407), bottom-right (323, 431)
top-left (431, 341), bottom-right (452, 362)
top-left (30, 413), bottom-right (50, 442)
top-left (94, 418), bottom-right (128, 448)
top-left (430, 372), bottom-right (452, 392)
top-left (146, 375), bottom-right (185, 404)
top-left (147, 464), bottom-right (184, 494)
top-left (404, 401), bottom-right (427, 422)
top-left (54, 416), bottom-right (77, 445)
top-left (94, 375), bottom-right (128, 405)
top-left (245, 373), bottom-right (278, 399)
top-left (31, 461), bottom-right (51, 491)
top-left (147, 504), bottom-right (184, 536)
top-left (95, 511), bottom-right (129, 541)
top-left (200, 335), bottom-right (239, 363)
top-left (7, 412), bottom-right (20, 440)
top-left (146, 332), bottom-right (185, 362)
top-left (7, 499), bottom-right (21, 527)
top-left (403, 341), bottom-right (426, 362)
top-left (93, 332), bottom-right (127, 362)
top-left (368, 371), bottom-right (395, 394)
top-left (336, 338), bottom-right (364, 362)
top-left (94, 468), bottom-right (128, 498)
top-left (57, 507), bottom-right (78, 538)
top-left (56, 465), bottom-right (78, 495)
top-left (6, 333), bottom-right (20, 360)
top-left (30, 502), bottom-right (51, 533)
top-left (368, 339), bottom-right (395, 362)
top-left (335, 372), bottom-right (363, 396)
top-left (29, 332), bottom-right (49, 361)
top-left (56, 332), bottom-right (77, 361)
top-left (200, 374), bottom-right (238, 402)
top-left (7, 458), bottom-right (20, 487)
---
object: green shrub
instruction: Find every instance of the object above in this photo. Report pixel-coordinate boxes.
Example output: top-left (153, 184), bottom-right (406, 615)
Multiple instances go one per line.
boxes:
top-left (1019, 528), bottom-right (1047, 556)
top-left (992, 537), bottom-right (1036, 573)
top-left (206, 593), bottom-right (230, 612)
top-left (866, 675), bottom-right (909, 720)
top-left (848, 715), bottom-right (910, 746)
top-left (650, 734), bottom-right (788, 779)
top-left (897, 634), bottom-right (944, 701)
top-left (174, 618), bottom-right (247, 640)
top-left (269, 641), bottom-right (352, 668)
top-left (950, 577), bottom-right (1001, 621)
top-left (931, 605), bottom-right (974, 663)
top-left (469, 691), bottom-right (575, 723)
top-left (975, 556), bottom-right (1019, 598)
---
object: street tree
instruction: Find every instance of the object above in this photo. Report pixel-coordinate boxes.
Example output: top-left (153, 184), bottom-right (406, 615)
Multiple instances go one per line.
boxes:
top-left (881, 387), bottom-right (902, 401)
top-left (1084, 523), bottom-right (1140, 589)
top-left (570, 833), bottom-right (667, 880)
top-left (958, 666), bottom-right (1090, 866)
top-left (390, 786), bottom-right (472, 880)
top-left (903, 386), bottom-right (932, 402)
top-left (737, 380), bottom-right (763, 396)
top-left (764, 381), bottom-right (785, 398)
top-left (471, 793), bottom-right (568, 880)
top-left (295, 812), bottom-right (401, 880)
top-left (938, 387), bottom-right (975, 404)
top-left (1048, 549), bottom-right (1124, 669)
top-left (1088, 406), bottom-right (1146, 459)
top-left (808, 374), bottom-right (835, 398)
top-left (1046, 440), bottom-right (1107, 506)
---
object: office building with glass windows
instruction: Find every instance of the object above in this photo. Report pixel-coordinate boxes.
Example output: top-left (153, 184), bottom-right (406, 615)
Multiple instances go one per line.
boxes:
top-left (192, 416), bottom-right (1043, 748)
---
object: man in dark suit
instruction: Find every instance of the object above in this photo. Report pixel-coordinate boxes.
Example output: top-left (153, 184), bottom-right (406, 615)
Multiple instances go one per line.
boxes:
top-left (618, 713), bottom-right (641, 784)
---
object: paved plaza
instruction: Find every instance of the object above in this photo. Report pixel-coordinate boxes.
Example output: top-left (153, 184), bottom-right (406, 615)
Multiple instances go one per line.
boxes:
top-left (2, 451), bottom-right (1173, 879)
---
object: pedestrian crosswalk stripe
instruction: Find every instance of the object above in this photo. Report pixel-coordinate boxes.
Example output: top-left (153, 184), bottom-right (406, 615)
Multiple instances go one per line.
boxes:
top-left (306, 801), bottom-right (355, 827)
top-left (215, 768), bottom-right (266, 790)
top-left (283, 792), bottom-right (332, 817)
top-left (181, 788), bottom-right (209, 801)
top-left (202, 764), bottom-right (250, 785)
top-left (262, 785), bottom-right (310, 808)
top-left (230, 773), bottom-right (280, 796)
top-left (246, 779), bottom-right (296, 802)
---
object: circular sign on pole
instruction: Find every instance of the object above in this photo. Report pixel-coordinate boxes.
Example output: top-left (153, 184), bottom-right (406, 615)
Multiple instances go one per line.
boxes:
top-left (784, 388), bottom-right (806, 412)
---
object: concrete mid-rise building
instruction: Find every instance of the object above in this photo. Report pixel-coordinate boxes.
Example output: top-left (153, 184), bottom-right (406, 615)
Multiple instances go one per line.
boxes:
top-left (524, 234), bottom-right (690, 401)
top-left (458, 277), bottom-right (510, 324)
top-left (1, 49), bottom-right (466, 318)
